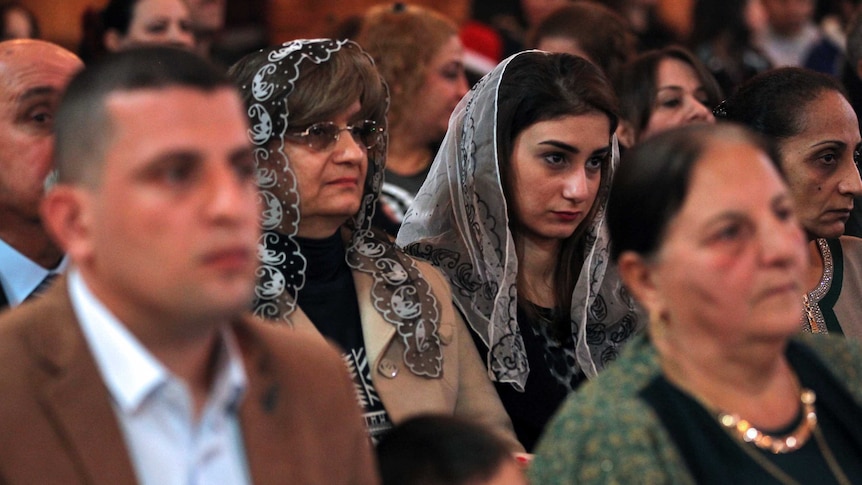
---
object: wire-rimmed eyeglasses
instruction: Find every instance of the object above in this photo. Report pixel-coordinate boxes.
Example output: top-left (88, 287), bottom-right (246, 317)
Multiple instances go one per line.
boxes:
top-left (285, 120), bottom-right (383, 151)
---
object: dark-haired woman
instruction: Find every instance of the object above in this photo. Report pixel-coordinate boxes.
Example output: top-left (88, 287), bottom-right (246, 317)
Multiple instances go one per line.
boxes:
top-left (531, 123), bottom-right (862, 484)
top-left (616, 45), bottom-right (723, 148)
top-left (398, 51), bottom-right (643, 451)
top-left (688, 0), bottom-right (772, 96)
top-left (718, 67), bottom-right (862, 337)
top-left (355, 3), bottom-right (469, 236)
top-left (79, 0), bottom-right (194, 63)
top-left (528, 2), bottom-right (636, 87)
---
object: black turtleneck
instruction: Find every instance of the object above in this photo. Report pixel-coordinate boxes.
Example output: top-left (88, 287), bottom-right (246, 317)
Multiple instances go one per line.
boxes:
top-left (294, 231), bottom-right (363, 348)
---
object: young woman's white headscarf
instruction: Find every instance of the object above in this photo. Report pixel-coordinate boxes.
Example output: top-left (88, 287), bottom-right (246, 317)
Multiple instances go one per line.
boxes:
top-left (397, 51), bottom-right (643, 390)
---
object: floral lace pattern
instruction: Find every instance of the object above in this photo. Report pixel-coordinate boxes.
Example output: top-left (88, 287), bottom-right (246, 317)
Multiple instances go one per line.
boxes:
top-left (398, 51), bottom-right (643, 390)
top-left (241, 39), bottom-right (442, 377)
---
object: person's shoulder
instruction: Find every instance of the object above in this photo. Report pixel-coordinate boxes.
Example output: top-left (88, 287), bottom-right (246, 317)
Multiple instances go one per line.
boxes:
top-left (0, 284), bottom-right (71, 360)
top-left (0, 286), bottom-right (80, 423)
top-left (235, 313), bottom-right (341, 366)
top-left (530, 336), bottom-right (681, 483)
top-left (838, 235), bottom-right (862, 252)
top-left (540, 334), bottom-right (659, 435)
top-left (0, 305), bottom-right (41, 377)
top-left (794, 333), bottom-right (862, 403)
top-left (233, 313), bottom-right (362, 409)
top-left (835, 236), bottom-right (862, 276)
top-left (796, 332), bottom-right (862, 371)
top-left (401, 251), bottom-right (450, 290)
top-left (531, 382), bottom-right (663, 482)
top-left (0, 303), bottom-right (36, 338)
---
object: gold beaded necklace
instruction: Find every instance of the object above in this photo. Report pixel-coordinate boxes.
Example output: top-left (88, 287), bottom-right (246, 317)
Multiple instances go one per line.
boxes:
top-left (713, 387), bottom-right (852, 485)
top-left (717, 388), bottom-right (816, 454)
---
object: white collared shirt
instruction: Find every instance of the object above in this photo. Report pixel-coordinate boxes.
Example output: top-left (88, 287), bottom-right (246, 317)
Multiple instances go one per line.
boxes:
top-left (0, 238), bottom-right (66, 307)
top-left (69, 269), bottom-right (251, 485)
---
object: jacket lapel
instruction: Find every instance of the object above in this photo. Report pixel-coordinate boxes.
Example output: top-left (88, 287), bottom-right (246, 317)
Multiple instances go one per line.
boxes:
top-left (234, 319), bottom-right (302, 484)
top-left (29, 279), bottom-right (138, 484)
top-left (352, 270), bottom-right (396, 368)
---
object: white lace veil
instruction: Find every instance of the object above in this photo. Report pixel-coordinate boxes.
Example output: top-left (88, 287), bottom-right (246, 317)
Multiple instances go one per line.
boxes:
top-left (234, 39), bottom-right (444, 378)
top-left (397, 51), bottom-right (642, 390)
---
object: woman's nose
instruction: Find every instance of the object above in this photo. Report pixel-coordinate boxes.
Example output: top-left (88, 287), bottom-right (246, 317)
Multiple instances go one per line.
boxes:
top-left (688, 97), bottom-right (715, 123)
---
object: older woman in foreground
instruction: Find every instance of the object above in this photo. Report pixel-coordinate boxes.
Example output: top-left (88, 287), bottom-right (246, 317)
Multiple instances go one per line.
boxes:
top-left (530, 124), bottom-right (862, 484)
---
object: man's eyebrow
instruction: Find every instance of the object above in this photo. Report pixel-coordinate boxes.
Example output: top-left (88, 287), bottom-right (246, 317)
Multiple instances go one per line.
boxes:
top-left (17, 86), bottom-right (58, 102)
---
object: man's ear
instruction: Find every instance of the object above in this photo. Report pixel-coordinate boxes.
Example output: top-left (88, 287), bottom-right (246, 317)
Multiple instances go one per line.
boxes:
top-left (617, 251), bottom-right (661, 313)
top-left (40, 185), bottom-right (94, 264)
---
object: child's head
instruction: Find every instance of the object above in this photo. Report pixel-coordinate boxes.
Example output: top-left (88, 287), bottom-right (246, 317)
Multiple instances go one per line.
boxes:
top-left (376, 415), bottom-right (528, 485)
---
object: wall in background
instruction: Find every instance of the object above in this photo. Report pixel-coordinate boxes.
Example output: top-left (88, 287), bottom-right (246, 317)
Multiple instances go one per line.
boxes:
top-left (20, 0), bottom-right (103, 50)
top-left (268, 1), bottom-right (468, 43)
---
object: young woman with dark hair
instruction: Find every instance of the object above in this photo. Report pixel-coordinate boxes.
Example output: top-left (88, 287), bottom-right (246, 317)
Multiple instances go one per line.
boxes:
top-left (398, 51), bottom-right (643, 450)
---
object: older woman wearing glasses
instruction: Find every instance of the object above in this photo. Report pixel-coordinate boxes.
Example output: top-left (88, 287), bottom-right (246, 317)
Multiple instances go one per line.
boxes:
top-left (228, 39), bottom-right (520, 449)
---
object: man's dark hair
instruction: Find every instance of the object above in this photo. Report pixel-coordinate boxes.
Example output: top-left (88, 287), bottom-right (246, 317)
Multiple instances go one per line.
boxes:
top-left (55, 46), bottom-right (232, 186)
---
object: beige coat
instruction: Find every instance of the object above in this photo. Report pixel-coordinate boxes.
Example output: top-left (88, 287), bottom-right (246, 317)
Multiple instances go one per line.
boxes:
top-left (291, 258), bottom-right (524, 452)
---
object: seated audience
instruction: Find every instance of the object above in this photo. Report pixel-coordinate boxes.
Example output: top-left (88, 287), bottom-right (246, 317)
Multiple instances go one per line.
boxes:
top-left (468, 0), bottom-right (572, 58)
top-left (185, 0), bottom-right (224, 51)
top-left (600, 0), bottom-right (678, 51)
top-left (0, 46), bottom-right (377, 484)
top-left (717, 67), bottom-right (862, 337)
top-left (397, 51), bottom-right (644, 451)
top-left (228, 39), bottom-right (520, 450)
top-left (0, 40), bottom-right (82, 311)
top-left (528, 2), bottom-right (636, 87)
top-left (757, 0), bottom-right (842, 75)
top-left (355, 3), bottom-right (470, 236)
top-left (688, 0), bottom-right (772, 96)
top-left (0, 2), bottom-right (39, 40)
top-left (531, 123), bottom-right (862, 484)
top-left (79, 0), bottom-right (195, 63)
top-left (840, 6), bottom-right (862, 237)
top-left (615, 45), bottom-right (722, 148)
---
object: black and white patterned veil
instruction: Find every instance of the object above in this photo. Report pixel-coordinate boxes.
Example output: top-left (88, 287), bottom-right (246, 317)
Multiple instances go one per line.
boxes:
top-left (234, 39), bottom-right (444, 378)
top-left (397, 51), bottom-right (642, 390)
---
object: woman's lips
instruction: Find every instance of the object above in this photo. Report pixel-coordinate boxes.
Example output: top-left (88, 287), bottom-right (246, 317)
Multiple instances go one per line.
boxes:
top-left (552, 211), bottom-right (582, 222)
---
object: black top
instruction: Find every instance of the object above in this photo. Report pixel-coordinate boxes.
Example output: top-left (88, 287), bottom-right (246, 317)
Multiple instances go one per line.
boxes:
top-left (294, 232), bottom-right (393, 441)
top-left (641, 340), bottom-right (862, 484)
top-left (295, 232), bottom-right (363, 346)
top-left (472, 304), bottom-right (585, 452)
